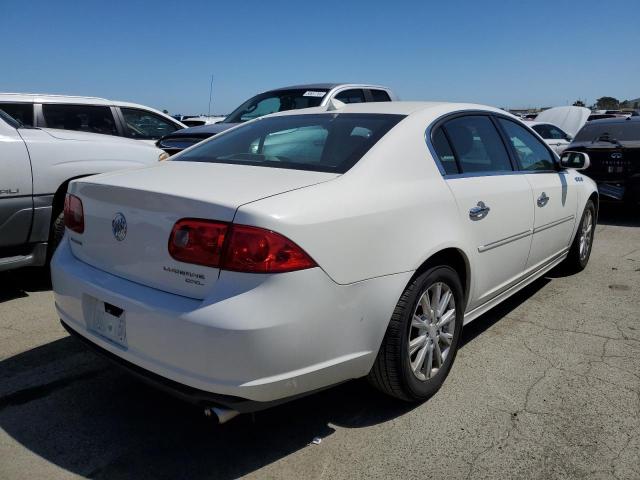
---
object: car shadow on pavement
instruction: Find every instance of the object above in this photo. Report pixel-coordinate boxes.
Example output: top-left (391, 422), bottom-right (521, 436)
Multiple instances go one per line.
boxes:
top-left (596, 200), bottom-right (640, 227)
top-left (0, 266), bottom-right (51, 303)
top-left (0, 275), bottom-right (556, 480)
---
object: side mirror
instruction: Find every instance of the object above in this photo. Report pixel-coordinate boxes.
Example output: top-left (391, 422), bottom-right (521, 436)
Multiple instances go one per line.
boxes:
top-left (560, 151), bottom-right (590, 170)
top-left (565, 134), bottom-right (573, 141)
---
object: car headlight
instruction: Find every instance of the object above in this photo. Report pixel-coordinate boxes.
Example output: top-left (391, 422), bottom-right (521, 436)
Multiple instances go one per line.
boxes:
top-left (158, 152), bottom-right (170, 161)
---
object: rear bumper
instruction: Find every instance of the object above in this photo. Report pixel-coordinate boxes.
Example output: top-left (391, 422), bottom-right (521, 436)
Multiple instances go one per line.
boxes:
top-left (52, 237), bottom-right (410, 404)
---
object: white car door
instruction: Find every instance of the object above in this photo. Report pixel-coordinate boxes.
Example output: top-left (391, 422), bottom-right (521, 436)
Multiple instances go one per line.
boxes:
top-left (431, 116), bottom-right (534, 309)
top-left (497, 118), bottom-right (578, 271)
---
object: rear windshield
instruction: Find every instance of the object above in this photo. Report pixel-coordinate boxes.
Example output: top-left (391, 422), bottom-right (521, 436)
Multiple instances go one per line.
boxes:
top-left (223, 89), bottom-right (330, 124)
top-left (175, 113), bottom-right (405, 173)
top-left (574, 121), bottom-right (640, 143)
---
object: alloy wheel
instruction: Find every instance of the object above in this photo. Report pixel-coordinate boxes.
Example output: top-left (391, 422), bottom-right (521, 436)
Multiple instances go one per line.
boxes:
top-left (408, 282), bottom-right (456, 381)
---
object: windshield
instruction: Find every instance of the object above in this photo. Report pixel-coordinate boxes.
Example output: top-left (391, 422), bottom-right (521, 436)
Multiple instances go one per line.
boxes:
top-left (175, 113), bottom-right (405, 173)
top-left (574, 121), bottom-right (640, 143)
top-left (223, 89), bottom-right (329, 124)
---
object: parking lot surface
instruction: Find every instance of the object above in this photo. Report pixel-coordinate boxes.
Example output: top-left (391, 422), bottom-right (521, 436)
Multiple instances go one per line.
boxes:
top-left (1, 203), bottom-right (639, 480)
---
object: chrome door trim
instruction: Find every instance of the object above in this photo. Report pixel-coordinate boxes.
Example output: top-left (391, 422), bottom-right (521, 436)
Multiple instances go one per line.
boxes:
top-left (478, 229), bottom-right (532, 253)
top-left (533, 215), bottom-right (575, 235)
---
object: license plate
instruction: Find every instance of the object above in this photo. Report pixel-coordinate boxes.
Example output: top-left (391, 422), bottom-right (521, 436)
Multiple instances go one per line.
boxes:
top-left (88, 299), bottom-right (127, 348)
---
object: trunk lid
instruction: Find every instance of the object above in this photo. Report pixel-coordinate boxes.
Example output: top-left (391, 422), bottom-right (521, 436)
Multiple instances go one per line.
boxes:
top-left (68, 161), bottom-right (337, 299)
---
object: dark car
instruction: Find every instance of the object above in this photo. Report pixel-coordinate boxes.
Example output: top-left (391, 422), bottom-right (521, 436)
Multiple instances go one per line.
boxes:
top-left (157, 83), bottom-right (396, 155)
top-left (568, 116), bottom-right (640, 204)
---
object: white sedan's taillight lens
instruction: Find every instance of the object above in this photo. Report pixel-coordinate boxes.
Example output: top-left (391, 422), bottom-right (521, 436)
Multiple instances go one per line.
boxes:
top-left (168, 219), bottom-right (316, 273)
top-left (64, 194), bottom-right (84, 233)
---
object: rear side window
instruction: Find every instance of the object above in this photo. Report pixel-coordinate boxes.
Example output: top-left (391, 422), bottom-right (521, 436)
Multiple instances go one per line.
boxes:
top-left (121, 108), bottom-right (179, 140)
top-left (443, 116), bottom-right (512, 173)
top-left (0, 103), bottom-right (34, 126)
top-left (498, 119), bottom-right (555, 171)
top-left (42, 104), bottom-right (117, 135)
top-left (431, 127), bottom-right (459, 174)
top-left (334, 89), bottom-right (366, 104)
top-left (369, 90), bottom-right (391, 102)
top-left (176, 113), bottom-right (404, 174)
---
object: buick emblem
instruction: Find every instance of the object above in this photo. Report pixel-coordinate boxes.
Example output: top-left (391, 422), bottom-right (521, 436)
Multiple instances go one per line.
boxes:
top-left (112, 213), bottom-right (127, 241)
top-left (610, 152), bottom-right (623, 159)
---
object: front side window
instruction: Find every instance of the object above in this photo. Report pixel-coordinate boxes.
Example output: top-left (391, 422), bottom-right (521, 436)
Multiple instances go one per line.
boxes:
top-left (42, 104), bottom-right (117, 135)
top-left (443, 116), bottom-right (512, 173)
top-left (224, 89), bottom-right (329, 124)
top-left (0, 103), bottom-right (34, 126)
top-left (176, 113), bottom-right (404, 173)
top-left (498, 118), bottom-right (555, 171)
top-left (335, 89), bottom-right (366, 104)
top-left (121, 108), bottom-right (179, 140)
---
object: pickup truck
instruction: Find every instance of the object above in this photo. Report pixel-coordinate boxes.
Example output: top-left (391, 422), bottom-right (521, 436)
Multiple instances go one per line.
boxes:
top-left (0, 110), bottom-right (166, 271)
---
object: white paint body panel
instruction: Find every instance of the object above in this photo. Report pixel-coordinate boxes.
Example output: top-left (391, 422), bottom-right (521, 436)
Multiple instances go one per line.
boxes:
top-left (51, 101), bottom-right (598, 404)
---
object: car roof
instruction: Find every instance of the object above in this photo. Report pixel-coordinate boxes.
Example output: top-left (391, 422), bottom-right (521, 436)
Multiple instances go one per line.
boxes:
top-left (587, 116), bottom-right (640, 125)
top-left (0, 92), bottom-right (163, 112)
top-left (268, 83), bottom-right (391, 92)
top-left (266, 101), bottom-right (505, 118)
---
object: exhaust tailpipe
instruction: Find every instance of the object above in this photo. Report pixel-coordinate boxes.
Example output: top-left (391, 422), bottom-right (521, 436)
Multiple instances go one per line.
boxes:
top-left (204, 407), bottom-right (240, 424)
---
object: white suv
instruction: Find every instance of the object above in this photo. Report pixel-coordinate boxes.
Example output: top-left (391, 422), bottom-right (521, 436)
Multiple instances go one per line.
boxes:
top-left (0, 93), bottom-right (186, 144)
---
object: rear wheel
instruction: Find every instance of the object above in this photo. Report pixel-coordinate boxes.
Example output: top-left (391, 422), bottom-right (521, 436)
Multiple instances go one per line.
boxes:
top-left (368, 266), bottom-right (464, 401)
top-left (47, 210), bottom-right (65, 262)
top-left (564, 200), bottom-right (595, 272)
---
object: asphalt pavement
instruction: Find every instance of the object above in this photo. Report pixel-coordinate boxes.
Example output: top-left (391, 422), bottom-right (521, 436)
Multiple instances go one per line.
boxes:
top-left (1, 202), bottom-right (639, 479)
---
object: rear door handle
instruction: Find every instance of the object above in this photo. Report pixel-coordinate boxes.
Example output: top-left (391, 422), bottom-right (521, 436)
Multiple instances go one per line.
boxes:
top-left (537, 192), bottom-right (550, 207)
top-left (469, 201), bottom-right (490, 220)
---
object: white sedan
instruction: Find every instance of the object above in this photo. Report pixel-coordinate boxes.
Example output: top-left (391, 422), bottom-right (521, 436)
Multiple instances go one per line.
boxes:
top-left (524, 120), bottom-right (573, 154)
top-left (51, 101), bottom-right (598, 422)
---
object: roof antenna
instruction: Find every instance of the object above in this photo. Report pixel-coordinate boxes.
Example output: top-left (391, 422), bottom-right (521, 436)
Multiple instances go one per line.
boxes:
top-left (326, 98), bottom-right (346, 111)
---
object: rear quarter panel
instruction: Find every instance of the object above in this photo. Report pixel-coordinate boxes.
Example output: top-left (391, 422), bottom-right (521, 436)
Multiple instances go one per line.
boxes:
top-left (234, 109), bottom-right (473, 287)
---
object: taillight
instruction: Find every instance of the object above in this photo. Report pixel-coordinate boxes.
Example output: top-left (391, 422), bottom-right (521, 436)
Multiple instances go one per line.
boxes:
top-left (223, 225), bottom-right (316, 273)
top-left (64, 194), bottom-right (84, 233)
top-left (168, 219), bottom-right (228, 268)
top-left (168, 219), bottom-right (317, 273)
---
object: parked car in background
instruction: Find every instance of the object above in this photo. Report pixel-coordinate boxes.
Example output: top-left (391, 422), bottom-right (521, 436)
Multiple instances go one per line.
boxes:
top-left (524, 121), bottom-right (573, 154)
top-left (0, 93), bottom-right (186, 145)
top-left (567, 116), bottom-right (640, 204)
top-left (181, 115), bottom-right (226, 127)
top-left (0, 109), bottom-right (167, 271)
top-left (157, 83), bottom-right (397, 155)
top-left (534, 106), bottom-right (591, 138)
top-left (52, 101), bottom-right (597, 422)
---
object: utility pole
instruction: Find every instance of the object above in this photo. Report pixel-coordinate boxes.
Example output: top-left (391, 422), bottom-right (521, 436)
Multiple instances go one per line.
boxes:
top-left (207, 74), bottom-right (214, 116)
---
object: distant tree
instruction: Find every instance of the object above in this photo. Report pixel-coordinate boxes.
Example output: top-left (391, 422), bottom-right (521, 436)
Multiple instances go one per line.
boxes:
top-left (595, 97), bottom-right (620, 110)
top-left (162, 109), bottom-right (169, 114)
top-left (572, 100), bottom-right (586, 107)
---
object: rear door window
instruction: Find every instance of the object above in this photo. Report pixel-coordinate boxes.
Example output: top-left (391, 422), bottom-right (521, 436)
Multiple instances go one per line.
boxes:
top-left (431, 127), bottom-right (459, 174)
top-left (120, 108), bottom-right (179, 140)
top-left (334, 89), bottom-right (366, 104)
top-left (369, 90), bottom-right (392, 102)
top-left (0, 103), bottom-right (34, 126)
top-left (442, 116), bottom-right (513, 173)
top-left (42, 104), bottom-right (117, 135)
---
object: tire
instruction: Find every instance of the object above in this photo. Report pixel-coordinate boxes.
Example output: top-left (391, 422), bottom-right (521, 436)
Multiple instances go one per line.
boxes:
top-left (564, 199), bottom-right (596, 272)
top-left (47, 210), bottom-right (65, 262)
top-left (368, 266), bottom-right (464, 401)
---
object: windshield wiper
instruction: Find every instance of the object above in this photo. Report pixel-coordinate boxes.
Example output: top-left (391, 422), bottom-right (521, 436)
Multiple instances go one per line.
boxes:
top-left (594, 134), bottom-right (623, 148)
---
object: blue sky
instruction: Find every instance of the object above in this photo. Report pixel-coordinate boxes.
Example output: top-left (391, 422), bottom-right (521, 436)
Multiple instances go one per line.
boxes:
top-left (1, 0), bottom-right (638, 115)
